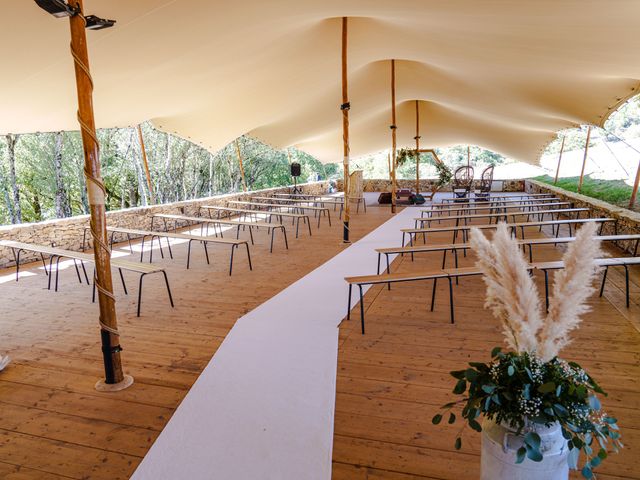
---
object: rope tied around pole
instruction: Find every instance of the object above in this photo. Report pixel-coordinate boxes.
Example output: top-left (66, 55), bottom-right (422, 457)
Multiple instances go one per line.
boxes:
top-left (69, 14), bottom-right (119, 339)
top-left (389, 125), bottom-right (397, 130)
top-left (340, 102), bottom-right (350, 111)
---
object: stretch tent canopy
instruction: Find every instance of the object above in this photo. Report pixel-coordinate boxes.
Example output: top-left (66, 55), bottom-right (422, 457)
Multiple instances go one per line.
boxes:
top-left (1, 0), bottom-right (639, 164)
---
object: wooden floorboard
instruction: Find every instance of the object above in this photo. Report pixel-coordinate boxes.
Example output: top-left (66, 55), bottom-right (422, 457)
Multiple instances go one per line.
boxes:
top-left (334, 218), bottom-right (640, 479)
top-left (0, 206), bottom-right (389, 479)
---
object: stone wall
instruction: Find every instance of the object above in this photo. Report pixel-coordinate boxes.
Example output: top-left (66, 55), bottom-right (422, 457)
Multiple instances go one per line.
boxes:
top-left (525, 179), bottom-right (640, 254)
top-left (336, 178), bottom-right (524, 193)
top-left (0, 181), bottom-right (328, 269)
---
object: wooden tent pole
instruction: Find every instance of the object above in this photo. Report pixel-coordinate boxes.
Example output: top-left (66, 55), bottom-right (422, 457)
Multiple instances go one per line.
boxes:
top-left (68, 0), bottom-right (131, 390)
top-left (553, 135), bottom-right (565, 185)
top-left (234, 139), bottom-right (248, 192)
top-left (467, 146), bottom-right (470, 168)
top-left (629, 158), bottom-right (640, 208)
top-left (415, 100), bottom-right (420, 195)
top-left (137, 125), bottom-right (155, 204)
top-left (578, 126), bottom-right (592, 193)
top-left (390, 59), bottom-right (397, 214)
top-left (341, 17), bottom-right (351, 243)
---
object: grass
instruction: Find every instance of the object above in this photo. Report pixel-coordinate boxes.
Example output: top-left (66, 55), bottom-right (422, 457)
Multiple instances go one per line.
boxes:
top-left (533, 175), bottom-right (638, 211)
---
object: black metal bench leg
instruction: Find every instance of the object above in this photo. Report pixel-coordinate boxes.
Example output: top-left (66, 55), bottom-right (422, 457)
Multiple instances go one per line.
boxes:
top-left (270, 228), bottom-right (275, 253)
top-left (203, 241), bottom-right (210, 265)
top-left (72, 259), bottom-right (82, 283)
top-left (80, 261), bottom-right (90, 285)
top-left (359, 284), bottom-right (365, 334)
top-left (307, 216), bottom-right (312, 236)
top-left (376, 253), bottom-right (381, 275)
top-left (54, 256), bottom-right (62, 292)
top-left (625, 265), bottom-right (630, 308)
top-left (162, 271), bottom-right (175, 308)
top-left (137, 274), bottom-right (146, 317)
top-left (11, 248), bottom-right (22, 282)
top-left (599, 266), bottom-right (608, 297)
top-left (544, 270), bottom-right (550, 312)
top-left (40, 253), bottom-right (48, 276)
top-left (448, 277), bottom-right (455, 324)
top-left (431, 278), bottom-right (437, 311)
top-left (347, 284), bottom-right (352, 320)
top-left (186, 241), bottom-right (193, 269)
top-left (245, 243), bottom-right (252, 271)
top-left (119, 268), bottom-right (128, 295)
top-left (229, 245), bottom-right (236, 276)
top-left (282, 226), bottom-right (289, 249)
top-left (296, 218), bottom-right (300, 238)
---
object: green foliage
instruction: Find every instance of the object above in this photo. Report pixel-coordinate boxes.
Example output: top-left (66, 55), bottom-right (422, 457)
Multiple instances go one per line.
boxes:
top-left (0, 124), bottom-right (327, 225)
top-left (434, 162), bottom-right (452, 188)
top-left (432, 348), bottom-right (622, 477)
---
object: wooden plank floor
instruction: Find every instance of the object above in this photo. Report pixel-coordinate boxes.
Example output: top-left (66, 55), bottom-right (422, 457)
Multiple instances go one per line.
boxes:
top-left (0, 206), bottom-right (392, 479)
top-left (333, 219), bottom-right (640, 479)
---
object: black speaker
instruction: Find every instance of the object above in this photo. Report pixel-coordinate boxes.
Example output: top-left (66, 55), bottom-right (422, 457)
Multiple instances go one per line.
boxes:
top-left (290, 162), bottom-right (301, 177)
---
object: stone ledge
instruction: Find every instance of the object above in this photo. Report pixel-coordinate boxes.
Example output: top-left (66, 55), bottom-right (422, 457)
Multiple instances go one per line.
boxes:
top-left (0, 181), bottom-right (328, 269)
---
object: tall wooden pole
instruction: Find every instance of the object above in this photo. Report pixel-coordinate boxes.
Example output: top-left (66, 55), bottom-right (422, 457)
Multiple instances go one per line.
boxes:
top-left (234, 139), bottom-right (248, 192)
top-left (68, 1), bottom-right (131, 390)
top-left (137, 125), bottom-right (155, 204)
top-left (553, 135), bottom-right (565, 185)
top-left (390, 59), bottom-right (397, 214)
top-left (629, 159), bottom-right (640, 208)
top-left (467, 146), bottom-right (470, 168)
top-left (341, 17), bottom-right (351, 243)
top-left (415, 100), bottom-right (420, 195)
top-left (577, 126), bottom-right (592, 193)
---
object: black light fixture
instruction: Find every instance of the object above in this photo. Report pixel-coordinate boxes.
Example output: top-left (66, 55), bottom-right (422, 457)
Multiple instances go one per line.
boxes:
top-left (34, 0), bottom-right (116, 29)
top-left (85, 14), bottom-right (116, 30)
top-left (34, 0), bottom-right (75, 17)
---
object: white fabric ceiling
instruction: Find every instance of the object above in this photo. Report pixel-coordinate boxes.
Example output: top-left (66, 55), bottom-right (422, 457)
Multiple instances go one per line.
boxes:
top-left (1, 0), bottom-right (639, 164)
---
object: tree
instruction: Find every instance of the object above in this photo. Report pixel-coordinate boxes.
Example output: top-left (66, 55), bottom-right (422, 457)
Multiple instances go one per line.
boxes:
top-left (5, 134), bottom-right (21, 223)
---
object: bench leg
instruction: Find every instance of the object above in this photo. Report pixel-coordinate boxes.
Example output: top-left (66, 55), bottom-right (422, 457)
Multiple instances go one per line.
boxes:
top-left (359, 284), bottom-right (365, 334)
top-left (245, 243), bottom-right (253, 271)
top-left (11, 248), bottom-right (22, 282)
top-left (229, 245), bottom-right (236, 276)
top-left (599, 266), bottom-right (608, 297)
top-left (544, 269), bottom-right (549, 313)
top-left (307, 216), bottom-right (312, 236)
top-left (296, 218), bottom-right (300, 238)
top-left (625, 265), bottom-right (630, 308)
top-left (282, 226), bottom-right (289, 250)
top-left (347, 283), bottom-right (353, 320)
top-left (376, 253), bottom-right (381, 275)
top-left (119, 268), bottom-right (128, 295)
top-left (186, 241), bottom-right (193, 269)
top-left (270, 228), bottom-right (275, 253)
top-left (431, 278), bottom-right (437, 311)
top-left (72, 259), bottom-right (82, 283)
top-left (203, 241), bottom-right (210, 265)
top-left (54, 256), bottom-right (62, 292)
top-left (248, 226), bottom-right (254, 245)
top-left (448, 277), bottom-right (455, 324)
top-left (162, 271), bottom-right (175, 308)
top-left (137, 274), bottom-right (146, 317)
top-left (40, 253), bottom-right (48, 276)
top-left (80, 261), bottom-right (90, 285)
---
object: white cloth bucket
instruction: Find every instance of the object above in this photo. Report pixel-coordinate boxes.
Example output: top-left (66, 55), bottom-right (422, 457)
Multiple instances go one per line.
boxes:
top-left (481, 418), bottom-right (569, 480)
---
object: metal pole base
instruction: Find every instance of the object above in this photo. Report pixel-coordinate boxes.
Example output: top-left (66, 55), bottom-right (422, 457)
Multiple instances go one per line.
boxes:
top-left (95, 374), bottom-right (134, 392)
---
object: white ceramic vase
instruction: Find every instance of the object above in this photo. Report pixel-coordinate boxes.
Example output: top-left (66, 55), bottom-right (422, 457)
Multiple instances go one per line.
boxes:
top-left (481, 418), bottom-right (569, 480)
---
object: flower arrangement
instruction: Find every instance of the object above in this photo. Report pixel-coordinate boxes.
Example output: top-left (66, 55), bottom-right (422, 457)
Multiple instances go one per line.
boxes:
top-left (432, 222), bottom-right (622, 479)
top-left (395, 148), bottom-right (452, 189)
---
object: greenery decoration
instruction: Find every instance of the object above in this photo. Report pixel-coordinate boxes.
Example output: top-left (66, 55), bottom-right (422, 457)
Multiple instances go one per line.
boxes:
top-left (434, 162), bottom-right (452, 188)
top-left (433, 348), bottom-right (622, 478)
top-left (432, 223), bottom-right (622, 478)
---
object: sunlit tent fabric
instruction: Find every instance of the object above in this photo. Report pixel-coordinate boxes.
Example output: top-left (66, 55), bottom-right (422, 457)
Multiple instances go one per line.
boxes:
top-left (1, 0), bottom-right (639, 164)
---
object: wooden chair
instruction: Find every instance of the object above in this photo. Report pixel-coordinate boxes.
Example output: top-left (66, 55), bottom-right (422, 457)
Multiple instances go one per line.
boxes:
top-left (451, 166), bottom-right (474, 200)
top-left (475, 165), bottom-right (494, 201)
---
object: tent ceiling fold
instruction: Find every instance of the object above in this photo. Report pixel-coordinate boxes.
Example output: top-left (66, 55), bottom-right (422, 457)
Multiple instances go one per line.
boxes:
top-left (1, 1), bottom-right (639, 164)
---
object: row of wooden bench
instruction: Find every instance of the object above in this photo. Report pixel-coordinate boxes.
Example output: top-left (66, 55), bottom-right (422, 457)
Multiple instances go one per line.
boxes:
top-left (344, 199), bottom-right (638, 334)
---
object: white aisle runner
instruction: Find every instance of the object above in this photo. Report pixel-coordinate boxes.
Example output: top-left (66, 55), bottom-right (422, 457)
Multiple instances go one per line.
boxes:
top-left (132, 207), bottom-right (416, 480)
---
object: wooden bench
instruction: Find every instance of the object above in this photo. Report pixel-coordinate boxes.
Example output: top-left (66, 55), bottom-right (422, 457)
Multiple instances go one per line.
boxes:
top-left (0, 240), bottom-right (174, 317)
top-left (375, 234), bottom-right (640, 275)
top-left (228, 200), bottom-right (331, 228)
top-left (345, 255), bottom-right (640, 333)
top-left (414, 207), bottom-right (589, 228)
top-left (537, 257), bottom-right (640, 309)
top-left (420, 201), bottom-right (572, 219)
top-left (428, 196), bottom-right (560, 209)
top-left (201, 205), bottom-right (312, 238)
top-left (83, 226), bottom-right (251, 274)
top-left (151, 213), bottom-right (288, 253)
top-left (401, 217), bottom-right (615, 247)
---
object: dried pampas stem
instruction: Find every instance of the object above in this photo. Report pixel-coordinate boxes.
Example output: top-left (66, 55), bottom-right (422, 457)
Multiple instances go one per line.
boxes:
top-left (469, 224), bottom-right (543, 352)
top-left (539, 222), bottom-right (602, 361)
